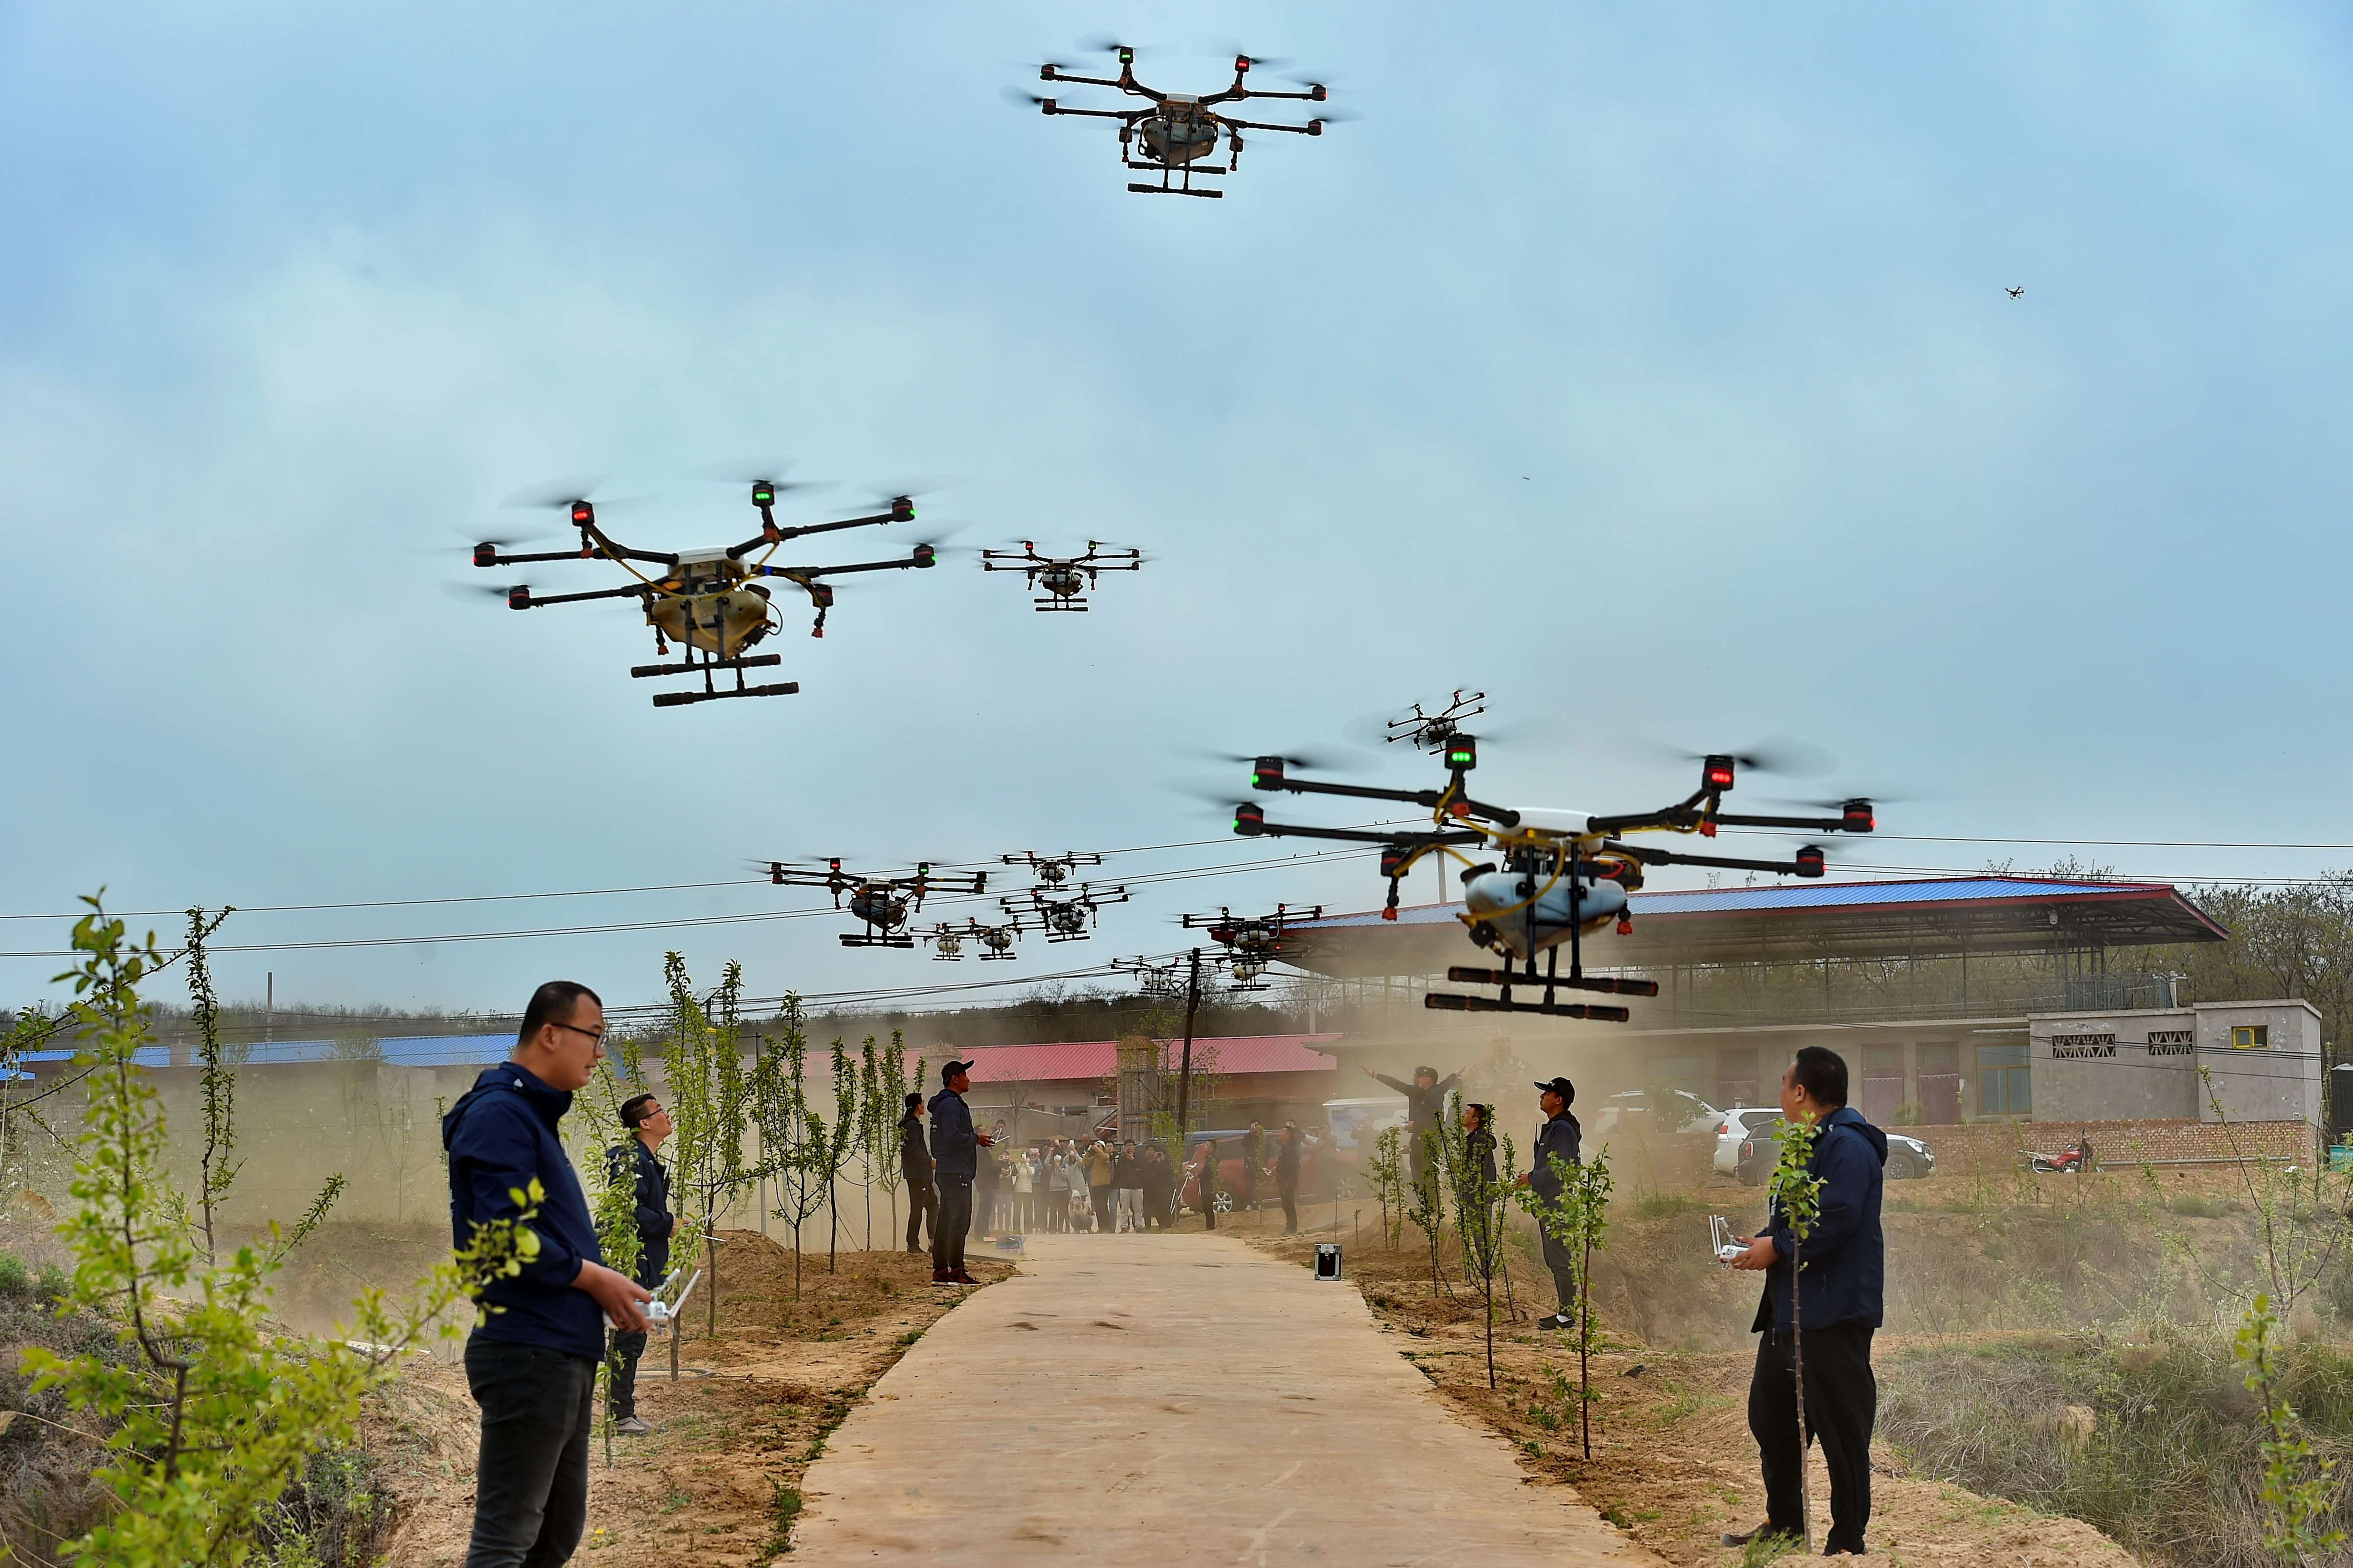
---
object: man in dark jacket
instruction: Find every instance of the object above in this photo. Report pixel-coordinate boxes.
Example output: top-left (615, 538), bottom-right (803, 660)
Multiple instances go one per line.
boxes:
top-left (1516, 1075), bottom-right (1583, 1330)
top-left (899, 1092), bottom-right (935, 1255)
top-left (1365, 1062), bottom-right (1462, 1204)
top-left (1727, 1046), bottom-right (1887, 1558)
top-left (443, 980), bottom-right (650, 1568)
top-left (928, 1061), bottom-right (991, 1283)
top-left (1273, 1122), bottom-right (1302, 1234)
top-left (602, 1092), bottom-right (676, 1435)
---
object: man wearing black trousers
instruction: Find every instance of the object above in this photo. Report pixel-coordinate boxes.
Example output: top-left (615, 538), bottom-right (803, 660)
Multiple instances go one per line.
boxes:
top-left (1515, 1076), bottom-right (1583, 1331)
top-left (443, 981), bottom-right (651, 1568)
top-left (898, 1092), bottom-right (934, 1255)
top-left (1273, 1123), bottom-right (1302, 1234)
top-left (603, 1092), bottom-right (675, 1437)
top-left (928, 1061), bottom-right (991, 1284)
top-left (1726, 1045), bottom-right (1887, 1558)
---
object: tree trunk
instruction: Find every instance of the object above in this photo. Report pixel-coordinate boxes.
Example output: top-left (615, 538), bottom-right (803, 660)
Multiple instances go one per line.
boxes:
top-left (1793, 1274), bottom-right (1811, 1547)
top-left (1577, 1228), bottom-right (1596, 1459)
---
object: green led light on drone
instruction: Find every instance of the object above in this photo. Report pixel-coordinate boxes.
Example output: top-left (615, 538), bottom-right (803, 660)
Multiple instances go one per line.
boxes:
top-left (1446, 740), bottom-right (1477, 771)
top-left (752, 481), bottom-right (774, 506)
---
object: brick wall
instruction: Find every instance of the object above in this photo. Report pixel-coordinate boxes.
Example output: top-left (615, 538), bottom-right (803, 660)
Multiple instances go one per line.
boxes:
top-left (1899, 1117), bottom-right (2318, 1176)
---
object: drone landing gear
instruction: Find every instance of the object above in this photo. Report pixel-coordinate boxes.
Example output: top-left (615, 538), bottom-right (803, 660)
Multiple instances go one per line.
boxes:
top-left (1031, 598), bottom-right (1090, 612)
top-left (1424, 948), bottom-right (1659, 1022)
top-left (644, 650), bottom-right (799, 707)
top-left (1125, 160), bottom-right (1224, 199)
top-left (839, 934), bottom-right (917, 949)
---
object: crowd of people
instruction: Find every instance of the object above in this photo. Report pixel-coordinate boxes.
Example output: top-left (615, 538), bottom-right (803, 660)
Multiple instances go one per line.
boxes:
top-left (437, 982), bottom-right (1892, 1564)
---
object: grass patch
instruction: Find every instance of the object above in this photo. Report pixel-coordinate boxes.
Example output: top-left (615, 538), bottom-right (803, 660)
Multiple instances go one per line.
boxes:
top-left (1882, 1328), bottom-right (2353, 1568)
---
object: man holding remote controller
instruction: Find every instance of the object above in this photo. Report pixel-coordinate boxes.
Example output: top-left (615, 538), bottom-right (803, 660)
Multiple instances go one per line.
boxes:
top-left (1723, 1045), bottom-right (1887, 1558)
top-left (604, 1091), bottom-right (676, 1437)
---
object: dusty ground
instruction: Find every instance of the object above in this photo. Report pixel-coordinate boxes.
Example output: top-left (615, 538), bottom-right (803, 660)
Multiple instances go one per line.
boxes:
top-left (375, 1229), bottom-right (1012, 1567)
top-left (1233, 1209), bottom-right (2138, 1568)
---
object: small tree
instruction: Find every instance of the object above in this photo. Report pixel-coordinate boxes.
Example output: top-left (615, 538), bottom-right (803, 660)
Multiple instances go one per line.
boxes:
top-left (868, 1032), bottom-right (912, 1243)
top-left (1442, 1103), bottom-right (1514, 1390)
top-left (1516, 1147), bottom-right (1613, 1455)
top-left (579, 1051), bottom-right (642, 1469)
top-left (1368, 1125), bottom-right (1406, 1250)
top-left (2237, 1292), bottom-right (2346, 1567)
top-left (28, 896), bottom-right (539, 1568)
top-left (756, 998), bottom-right (830, 1297)
top-left (1767, 1114), bottom-right (1826, 1548)
top-left (1405, 1122), bottom-right (1451, 1299)
top-left (822, 1039), bottom-right (858, 1272)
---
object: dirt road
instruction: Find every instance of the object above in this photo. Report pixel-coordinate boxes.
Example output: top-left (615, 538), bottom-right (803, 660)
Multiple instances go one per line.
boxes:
top-left (789, 1229), bottom-right (1659, 1566)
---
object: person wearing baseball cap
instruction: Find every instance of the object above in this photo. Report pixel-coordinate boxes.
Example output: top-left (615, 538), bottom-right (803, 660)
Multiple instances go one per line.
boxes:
top-left (927, 1060), bottom-right (993, 1284)
top-left (1514, 1075), bottom-right (1583, 1330)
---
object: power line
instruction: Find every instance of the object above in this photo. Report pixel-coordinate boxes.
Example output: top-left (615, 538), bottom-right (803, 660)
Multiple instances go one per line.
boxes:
top-left (0, 844), bottom-right (1379, 961)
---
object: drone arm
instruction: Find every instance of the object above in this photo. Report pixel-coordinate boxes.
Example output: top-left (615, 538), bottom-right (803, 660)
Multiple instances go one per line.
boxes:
top-left (1039, 69), bottom-right (1126, 89)
top-left (1583, 804), bottom-right (1705, 837)
top-left (1221, 117), bottom-right (1321, 135)
top-left (1045, 104), bottom-right (1140, 121)
top-left (515, 584), bottom-right (650, 608)
top-left (477, 546), bottom-right (595, 567)
top-left (1599, 840), bottom-right (1826, 879)
top-left (766, 550), bottom-right (929, 579)
top-left (1713, 811), bottom-right (1866, 833)
top-left (1274, 776), bottom-right (1443, 809)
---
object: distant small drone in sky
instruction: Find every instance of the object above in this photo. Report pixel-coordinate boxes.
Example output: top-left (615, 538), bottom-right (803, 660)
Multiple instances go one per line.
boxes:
top-left (981, 542), bottom-right (1143, 612)
top-left (1005, 883), bottom-right (1132, 942)
top-left (926, 917), bottom-right (1021, 962)
top-left (1013, 43), bottom-right (1341, 199)
top-left (2006, 286), bottom-right (2025, 299)
top-left (1002, 850), bottom-right (1104, 886)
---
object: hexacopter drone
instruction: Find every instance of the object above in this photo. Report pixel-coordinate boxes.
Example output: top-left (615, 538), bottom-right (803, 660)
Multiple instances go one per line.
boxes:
top-left (766, 859), bottom-right (987, 948)
top-left (1177, 903), bottom-right (1324, 969)
top-left (469, 479), bottom-right (942, 707)
top-left (981, 542), bottom-right (1143, 612)
top-left (1004, 883), bottom-right (1132, 943)
top-left (1225, 739), bottom-right (1877, 1020)
top-left (1385, 690), bottom-right (1486, 751)
top-left (1001, 850), bottom-right (1104, 886)
top-left (925, 917), bottom-right (1022, 963)
top-left (1015, 45), bottom-right (1339, 199)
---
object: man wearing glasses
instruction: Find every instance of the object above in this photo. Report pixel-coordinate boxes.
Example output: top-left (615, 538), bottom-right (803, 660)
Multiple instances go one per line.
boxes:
top-left (443, 981), bottom-right (652, 1568)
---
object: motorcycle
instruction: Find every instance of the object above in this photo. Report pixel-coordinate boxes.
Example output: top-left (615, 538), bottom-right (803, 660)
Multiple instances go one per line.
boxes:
top-left (2023, 1138), bottom-right (2094, 1174)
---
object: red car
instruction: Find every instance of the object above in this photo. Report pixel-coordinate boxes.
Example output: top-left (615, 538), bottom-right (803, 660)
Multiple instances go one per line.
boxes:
top-left (1178, 1131), bottom-right (1352, 1214)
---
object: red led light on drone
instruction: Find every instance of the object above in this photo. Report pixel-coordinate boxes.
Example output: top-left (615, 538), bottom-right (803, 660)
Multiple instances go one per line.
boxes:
top-left (1703, 757), bottom-right (1735, 790)
top-left (571, 501), bottom-right (593, 527)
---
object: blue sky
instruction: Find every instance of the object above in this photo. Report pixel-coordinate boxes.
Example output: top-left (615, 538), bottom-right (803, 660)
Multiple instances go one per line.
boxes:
top-left (2, 2), bottom-right (2349, 1013)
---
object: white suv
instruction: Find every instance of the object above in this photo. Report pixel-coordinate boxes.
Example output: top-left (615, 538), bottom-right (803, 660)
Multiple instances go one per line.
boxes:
top-left (1712, 1107), bottom-right (1784, 1176)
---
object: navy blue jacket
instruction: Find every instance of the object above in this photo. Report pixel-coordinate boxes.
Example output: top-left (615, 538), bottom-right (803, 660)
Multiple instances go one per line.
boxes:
top-left (1754, 1105), bottom-right (1887, 1333)
top-left (443, 1063), bottom-right (607, 1362)
top-left (929, 1087), bottom-right (977, 1179)
top-left (605, 1138), bottom-right (675, 1291)
top-left (1528, 1111), bottom-right (1583, 1203)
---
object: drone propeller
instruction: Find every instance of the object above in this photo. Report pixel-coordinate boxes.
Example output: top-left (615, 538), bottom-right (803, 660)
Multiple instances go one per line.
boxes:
top-left (1204, 42), bottom-right (1292, 70)
top-left (1639, 735), bottom-right (1839, 780)
top-left (685, 459), bottom-right (837, 499)
top-left (1005, 87), bottom-right (1057, 110)
top-left (1303, 105), bottom-right (1363, 123)
top-left (851, 474), bottom-right (964, 506)
top-left (1075, 34), bottom-right (1160, 56)
top-left (500, 476), bottom-right (611, 511)
top-left (1184, 744), bottom-right (1365, 774)
top-left (440, 581), bottom-right (528, 605)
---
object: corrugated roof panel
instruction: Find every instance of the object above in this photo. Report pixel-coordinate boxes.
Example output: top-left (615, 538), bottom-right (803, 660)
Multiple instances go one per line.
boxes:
top-left (1294, 877), bottom-right (2176, 931)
